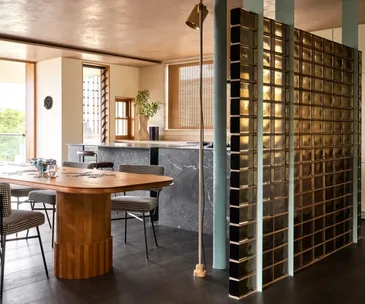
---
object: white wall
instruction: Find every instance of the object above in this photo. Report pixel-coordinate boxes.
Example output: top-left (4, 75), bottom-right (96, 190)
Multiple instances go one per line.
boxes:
top-left (139, 65), bottom-right (165, 135)
top-left (36, 58), bottom-right (83, 163)
top-left (36, 60), bottom-right (142, 158)
top-left (109, 64), bottom-right (140, 142)
top-left (36, 58), bottom-right (63, 163)
top-left (61, 58), bottom-right (83, 161)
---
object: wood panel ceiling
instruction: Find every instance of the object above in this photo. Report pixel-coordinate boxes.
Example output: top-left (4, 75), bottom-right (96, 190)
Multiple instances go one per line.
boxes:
top-left (0, 0), bottom-right (364, 67)
top-left (0, 0), bottom-right (241, 66)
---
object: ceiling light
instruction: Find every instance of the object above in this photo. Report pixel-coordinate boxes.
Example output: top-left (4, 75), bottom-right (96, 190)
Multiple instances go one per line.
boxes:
top-left (185, 3), bottom-right (209, 30)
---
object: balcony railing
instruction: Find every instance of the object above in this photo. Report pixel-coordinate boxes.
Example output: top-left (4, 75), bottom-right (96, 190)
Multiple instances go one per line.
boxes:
top-left (0, 133), bottom-right (26, 162)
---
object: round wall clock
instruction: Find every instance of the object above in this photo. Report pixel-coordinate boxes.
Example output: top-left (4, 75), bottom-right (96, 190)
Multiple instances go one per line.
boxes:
top-left (44, 96), bottom-right (53, 110)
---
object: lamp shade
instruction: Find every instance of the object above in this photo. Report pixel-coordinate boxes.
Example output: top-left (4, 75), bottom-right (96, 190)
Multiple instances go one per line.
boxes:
top-left (185, 4), bottom-right (209, 30)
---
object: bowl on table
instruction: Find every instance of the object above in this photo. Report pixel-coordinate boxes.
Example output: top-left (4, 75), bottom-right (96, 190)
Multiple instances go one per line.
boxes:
top-left (29, 158), bottom-right (57, 177)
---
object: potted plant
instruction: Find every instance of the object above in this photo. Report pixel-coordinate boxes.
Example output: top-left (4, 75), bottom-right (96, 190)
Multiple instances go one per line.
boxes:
top-left (134, 89), bottom-right (162, 140)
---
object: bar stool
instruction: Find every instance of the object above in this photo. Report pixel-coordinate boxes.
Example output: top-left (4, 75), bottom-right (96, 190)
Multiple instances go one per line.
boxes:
top-left (77, 150), bottom-right (98, 162)
top-left (76, 150), bottom-right (114, 170)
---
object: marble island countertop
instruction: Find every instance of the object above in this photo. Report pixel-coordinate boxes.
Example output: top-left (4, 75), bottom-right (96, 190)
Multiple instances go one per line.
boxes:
top-left (67, 142), bottom-right (196, 149)
top-left (68, 141), bottom-right (230, 150)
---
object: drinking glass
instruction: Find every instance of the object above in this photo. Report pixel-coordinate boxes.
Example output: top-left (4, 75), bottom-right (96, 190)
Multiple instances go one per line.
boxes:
top-left (47, 165), bottom-right (58, 178)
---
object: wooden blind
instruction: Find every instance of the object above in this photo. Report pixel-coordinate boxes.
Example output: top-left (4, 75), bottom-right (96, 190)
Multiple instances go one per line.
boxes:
top-left (168, 61), bottom-right (213, 129)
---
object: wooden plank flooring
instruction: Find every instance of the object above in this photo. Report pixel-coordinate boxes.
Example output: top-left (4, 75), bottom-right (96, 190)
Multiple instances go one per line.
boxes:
top-left (2, 203), bottom-right (365, 303)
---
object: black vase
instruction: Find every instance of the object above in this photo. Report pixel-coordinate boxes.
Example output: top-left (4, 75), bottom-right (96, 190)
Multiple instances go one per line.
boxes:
top-left (149, 126), bottom-right (159, 141)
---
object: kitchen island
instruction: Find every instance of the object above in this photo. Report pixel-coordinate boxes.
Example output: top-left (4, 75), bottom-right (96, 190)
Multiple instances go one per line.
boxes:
top-left (68, 142), bottom-right (230, 234)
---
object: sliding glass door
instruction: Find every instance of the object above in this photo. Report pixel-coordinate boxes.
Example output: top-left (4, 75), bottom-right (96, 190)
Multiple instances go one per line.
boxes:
top-left (0, 60), bottom-right (26, 162)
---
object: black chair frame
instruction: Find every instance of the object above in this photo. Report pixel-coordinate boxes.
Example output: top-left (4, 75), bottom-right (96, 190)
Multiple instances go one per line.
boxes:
top-left (0, 194), bottom-right (48, 297)
top-left (111, 191), bottom-right (160, 260)
top-left (27, 201), bottom-right (56, 248)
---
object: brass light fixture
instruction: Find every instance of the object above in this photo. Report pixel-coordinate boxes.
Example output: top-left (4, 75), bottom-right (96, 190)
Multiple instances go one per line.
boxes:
top-left (185, 3), bottom-right (209, 30)
top-left (185, 1), bottom-right (208, 279)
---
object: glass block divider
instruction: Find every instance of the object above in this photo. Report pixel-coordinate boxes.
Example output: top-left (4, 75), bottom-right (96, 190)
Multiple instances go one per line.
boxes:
top-left (229, 8), bottom-right (361, 299)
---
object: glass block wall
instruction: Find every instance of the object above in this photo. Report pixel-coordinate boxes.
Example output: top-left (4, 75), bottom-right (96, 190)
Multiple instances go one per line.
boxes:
top-left (261, 17), bottom-right (290, 287)
top-left (292, 30), bottom-right (358, 271)
top-left (358, 51), bottom-right (362, 239)
top-left (229, 9), bottom-right (258, 298)
top-left (229, 8), bottom-right (362, 299)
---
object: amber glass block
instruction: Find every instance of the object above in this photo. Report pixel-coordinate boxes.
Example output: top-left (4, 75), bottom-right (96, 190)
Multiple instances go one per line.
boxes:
top-left (240, 28), bottom-right (255, 47)
top-left (275, 22), bottom-right (283, 37)
top-left (264, 18), bottom-right (271, 34)
top-left (302, 47), bottom-right (312, 61)
top-left (263, 69), bottom-right (271, 84)
top-left (264, 35), bottom-right (271, 51)
top-left (264, 51), bottom-right (271, 67)
top-left (240, 46), bottom-right (255, 64)
top-left (275, 39), bottom-right (283, 53)
top-left (275, 55), bottom-right (283, 69)
top-left (240, 64), bottom-right (255, 81)
top-left (240, 82), bottom-right (253, 98)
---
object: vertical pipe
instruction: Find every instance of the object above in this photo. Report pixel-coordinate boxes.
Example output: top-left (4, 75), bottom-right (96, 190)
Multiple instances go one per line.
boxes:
top-left (243, 0), bottom-right (264, 291)
top-left (275, 0), bottom-right (295, 277)
top-left (194, 0), bottom-right (207, 278)
top-left (342, 0), bottom-right (359, 243)
top-left (199, 0), bottom-right (204, 267)
top-left (213, 0), bottom-right (227, 270)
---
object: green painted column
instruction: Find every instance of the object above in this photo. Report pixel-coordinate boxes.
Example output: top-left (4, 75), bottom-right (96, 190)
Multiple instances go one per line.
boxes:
top-left (342, 0), bottom-right (359, 243)
top-left (275, 0), bottom-right (295, 277)
top-left (213, 0), bottom-right (227, 269)
top-left (242, 0), bottom-right (264, 291)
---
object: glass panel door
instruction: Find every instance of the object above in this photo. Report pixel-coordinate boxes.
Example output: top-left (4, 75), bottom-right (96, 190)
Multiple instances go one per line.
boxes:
top-left (0, 60), bottom-right (26, 162)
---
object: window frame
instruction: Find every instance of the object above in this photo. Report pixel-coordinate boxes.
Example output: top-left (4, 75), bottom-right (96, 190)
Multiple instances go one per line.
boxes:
top-left (115, 97), bottom-right (135, 140)
top-left (168, 60), bottom-right (214, 130)
top-left (82, 64), bottom-right (110, 144)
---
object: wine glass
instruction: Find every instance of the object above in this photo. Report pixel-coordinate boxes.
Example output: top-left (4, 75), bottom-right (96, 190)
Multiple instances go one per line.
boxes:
top-left (47, 164), bottom-right (58, 178)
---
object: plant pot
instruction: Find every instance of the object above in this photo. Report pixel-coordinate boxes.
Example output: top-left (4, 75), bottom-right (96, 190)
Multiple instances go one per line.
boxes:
top-left (138, 115), bottom-right (149, 141)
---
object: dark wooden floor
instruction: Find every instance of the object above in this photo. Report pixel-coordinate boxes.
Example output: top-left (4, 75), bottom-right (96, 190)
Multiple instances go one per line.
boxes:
top-left (2, 204), bottom-right (365, 303)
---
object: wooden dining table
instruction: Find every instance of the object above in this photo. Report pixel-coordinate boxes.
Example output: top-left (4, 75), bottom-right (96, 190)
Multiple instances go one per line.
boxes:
top-left (0, 164), bottom-right (173, 279)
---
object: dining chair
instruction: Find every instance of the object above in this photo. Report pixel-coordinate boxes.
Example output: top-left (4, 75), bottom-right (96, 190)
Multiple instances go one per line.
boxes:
top-left (10, 184), bottom-right (38, 210)
top-left (111, 165), bottom-right (164, 260)
top-left (77, 150), bottom-right (114, 170)
top-left (62, 161), bottom-right (95, 169)
top-left (28, 190), bottom-right (56, 247)
top-left (0, 183), bottom-right (48, 297)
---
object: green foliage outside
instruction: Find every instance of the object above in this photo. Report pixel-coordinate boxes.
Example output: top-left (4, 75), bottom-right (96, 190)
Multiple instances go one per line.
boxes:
top-left (134, 89), bottom-right (162, 118)
top-left (0, 107), bottom-right (25, 161)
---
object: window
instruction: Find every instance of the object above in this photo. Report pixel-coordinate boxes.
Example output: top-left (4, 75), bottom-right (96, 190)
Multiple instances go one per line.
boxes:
top-left (168, 61), bottom-right (213, 129)
top-left (115, 98), bottom-right (135, 140)
top-left (0, 60), bottom-right (26, 162)
top-left (82, 65), bottom-right (109, 143)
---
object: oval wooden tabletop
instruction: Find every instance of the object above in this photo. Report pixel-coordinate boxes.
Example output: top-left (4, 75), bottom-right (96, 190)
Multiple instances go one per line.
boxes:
top-left (0, 164), bottom-right (173, 194)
